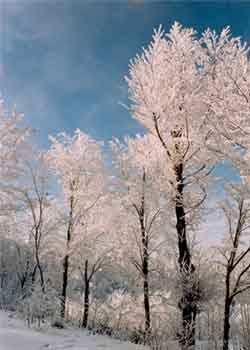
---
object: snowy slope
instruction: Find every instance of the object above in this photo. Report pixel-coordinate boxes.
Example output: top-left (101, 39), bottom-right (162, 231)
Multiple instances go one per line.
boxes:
top-left (0, 312), bottom-right (147, 350)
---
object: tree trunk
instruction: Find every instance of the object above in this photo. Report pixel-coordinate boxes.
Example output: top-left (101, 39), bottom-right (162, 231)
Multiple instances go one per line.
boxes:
top-left (61, 195), bottom-right (74, 319)
top-left (36, 251), bottom-right (45, 292)
top-left (82, 259), bottom-right (90, 328)
top-left (61, 253), bottom-right (69, 319)
top-left (223, 272), bottom-right (231, 350)
top-left (175, 162), bottom-right (197, 349)
top-left (20, 259), bottom-right (30, 290)
top-left (223, 301), bottom-right (231, 350)
top-left (31, 264), bottom-right (37, 285)
top-left (20, 276), bottom-right (26, 289)
top-left (140, 170), bottom-right (151, 335)
top-left (33, 224), bottom-right (45, 293)
top-left (142, 222), bottom-right (150, 334)
top-left (143, 273), bottom-right (150, 334)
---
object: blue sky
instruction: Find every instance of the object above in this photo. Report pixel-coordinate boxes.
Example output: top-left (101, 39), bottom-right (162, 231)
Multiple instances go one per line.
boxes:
top-left (1, 1), bottom-right (250, 149)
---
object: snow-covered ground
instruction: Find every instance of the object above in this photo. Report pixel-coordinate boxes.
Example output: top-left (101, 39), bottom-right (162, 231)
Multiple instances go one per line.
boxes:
top-left (0, 312), bottom-right (147, 350)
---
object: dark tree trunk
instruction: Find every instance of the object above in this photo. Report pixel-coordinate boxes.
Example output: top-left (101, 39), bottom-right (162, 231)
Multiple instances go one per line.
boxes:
top-left (31, 264), bottom-right (37, 285)
top-left (223, 272), bottom-right (232, 350)
top-left (20, 259), bottom-right (30, 290)
top-left (142, 224), bottom-right (150, 335)
top-left (20, 276), bottom-right (26, 289)
top-left (61, 195), bottom-right (73, 319)
top-left (143, 273), bottom-right (150, 334)
top-left (32, 225), bottom-right (45, 293)
top-left (36, 251), bottom-right (45, 292)
top-left (175, 162), bottom-right (197, 349)
top-left (139, 170), bottom-right (151, 335)
top-left (82, 259), bottom-right (90, 328)
top-left (223, 301), bottom-right (231, 350)
top-left (31, 254), bottom-right (45, 292)
top-left (61, 253), bottom-right (69, 319)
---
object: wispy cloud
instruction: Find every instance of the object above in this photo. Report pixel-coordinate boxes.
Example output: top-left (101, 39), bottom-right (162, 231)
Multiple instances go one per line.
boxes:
top-left (0, 1), bottom-right (143, 147)
top-left (1, 0), bottom-right (250, 153)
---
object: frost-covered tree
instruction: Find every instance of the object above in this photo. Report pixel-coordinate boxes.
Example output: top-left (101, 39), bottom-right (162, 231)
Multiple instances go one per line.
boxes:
top-left (111, 135), bottom-right (169, 335)
top-left (14, 152), bottom-right (54, 292)
top-left (0, 100), bottom-right (31, 305)
top-left (71, 200), bottom-right (113, 329)
top-left (19, 283), bottom-right (60, 327)
top-left (125, 22), bottom-right (250, 347)
top-left (125, 23), bottom-right (214, 347)
top-left (0, 100), bottom-right (30, 214)
top-left (47, 129), bottom-right (107, 320)
top-left (202, 26), bottom-right (250, 159)
top-left (216, 183), bottom-right (250, 350)
top-left (0, 102), bottom-right (54, 297)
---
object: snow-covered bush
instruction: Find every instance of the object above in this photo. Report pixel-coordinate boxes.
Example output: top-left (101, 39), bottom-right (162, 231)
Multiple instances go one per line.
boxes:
top-left (86, 289), bottom-right (179, 345)
top-left (18, 284), bottom-right (61, 327)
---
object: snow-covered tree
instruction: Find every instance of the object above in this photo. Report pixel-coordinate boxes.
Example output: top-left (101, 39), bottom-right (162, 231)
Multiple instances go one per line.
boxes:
top-left (19, 283), bottom-right (60, 327)
top-left (125, 22), bottom-right (250, 347)
top-left (47, 129), bottom-right (107, 320)
top-left (13, 152), bottom-right (55, 292)
top-left (0, 100), bottom-right (30, 214)
top-left (216, 183), bottom-right (250, 350)
top-left (202, 26), bottom-right (250, 160)
top-left (125, 23), bottom-right (215, 347)
top-left (111, 135), bottom-right (169, 335)
top-left (71, 199), bottom-right (114, 328)
top-left (0, 100), bottom-right (32, 305)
